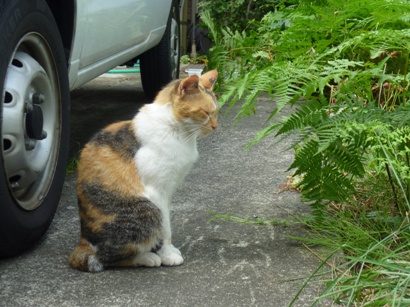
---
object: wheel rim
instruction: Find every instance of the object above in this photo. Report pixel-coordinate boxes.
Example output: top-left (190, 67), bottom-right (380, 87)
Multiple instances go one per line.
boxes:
top-left (170, 9), bottom-right (180, 79)
top-left (2, 33), bottom-right (61, 211)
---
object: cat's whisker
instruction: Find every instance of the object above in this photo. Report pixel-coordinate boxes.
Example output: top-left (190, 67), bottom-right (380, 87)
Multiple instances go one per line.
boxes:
top-left (181, 127), bottom-right (200, 144)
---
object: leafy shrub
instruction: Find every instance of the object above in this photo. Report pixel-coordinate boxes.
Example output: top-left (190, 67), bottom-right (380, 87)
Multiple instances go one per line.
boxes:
top-left (199, 0), bottom-right (280, 33)
top-left (203, 0), bottom-right (410, 219)
top-left (203, 1), bottom-right (410, 304)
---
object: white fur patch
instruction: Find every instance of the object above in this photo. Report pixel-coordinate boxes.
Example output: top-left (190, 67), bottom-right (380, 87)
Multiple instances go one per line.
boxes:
top-left (157, 245), bottom-right (184, 266)
top-left (134, 252), bottom-right (162, 267)
top-left (133, 103), bottom-right (199, 205)
top-left (132, 103), bottom-right (200, 267)
top-left (88, 255), bottom-right (104, 272)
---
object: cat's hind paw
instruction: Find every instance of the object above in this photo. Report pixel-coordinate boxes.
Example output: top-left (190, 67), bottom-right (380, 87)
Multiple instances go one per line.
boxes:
top-left (134, 252), bottom-right (162, 267)
top-left (88, 255), bottom-right (104, 272)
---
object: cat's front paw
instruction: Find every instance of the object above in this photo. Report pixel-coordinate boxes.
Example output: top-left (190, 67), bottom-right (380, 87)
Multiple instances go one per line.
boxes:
top-left (134, 252), bottom-right (162, 267)
top-left (157, 245), bottom-right (184, 266)
top-left (169, 245), bottom-right (182, 256)
top-left (161, 253), bottom-right (184, 266)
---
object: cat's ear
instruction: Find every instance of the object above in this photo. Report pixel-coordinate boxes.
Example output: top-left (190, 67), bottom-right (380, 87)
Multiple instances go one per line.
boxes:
top-left (199, 70), bottom-right (218, 90)
top-left (178, 75), bottom-right (199, 95)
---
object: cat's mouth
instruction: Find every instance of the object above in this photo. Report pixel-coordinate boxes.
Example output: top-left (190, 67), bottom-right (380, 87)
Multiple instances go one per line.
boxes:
top-left (199, 126), bottom-right (216, 138)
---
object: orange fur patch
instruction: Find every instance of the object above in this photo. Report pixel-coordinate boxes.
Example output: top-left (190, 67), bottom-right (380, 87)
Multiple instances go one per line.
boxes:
top-left (69, 240), bottom-right (96, 271)
top-left (169, 70), bottom-right (218, 127)
top-left (77, 143), bottom-right (144, 198)
top-left (154, 80), bottom-right (179, 104)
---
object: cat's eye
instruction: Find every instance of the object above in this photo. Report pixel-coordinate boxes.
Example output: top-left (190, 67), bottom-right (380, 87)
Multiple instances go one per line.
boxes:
top-left (198, 109), bottom-right (210, 120)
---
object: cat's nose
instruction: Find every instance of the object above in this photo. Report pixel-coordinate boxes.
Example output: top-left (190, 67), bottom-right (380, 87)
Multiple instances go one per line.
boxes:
top-left (211, 120), bottom-right (218, 130)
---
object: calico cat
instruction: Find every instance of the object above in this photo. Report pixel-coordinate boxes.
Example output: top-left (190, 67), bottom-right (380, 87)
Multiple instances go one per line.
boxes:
top-left (69, 70), bottom-right (218, 272)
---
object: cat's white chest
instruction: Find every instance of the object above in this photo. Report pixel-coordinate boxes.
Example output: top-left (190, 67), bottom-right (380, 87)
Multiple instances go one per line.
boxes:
top-left (133, 103), bottom-right (199, 205)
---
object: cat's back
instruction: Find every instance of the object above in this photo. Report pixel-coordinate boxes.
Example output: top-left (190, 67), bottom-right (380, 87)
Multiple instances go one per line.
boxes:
top-left (77, 120), bottom-right (144, 197)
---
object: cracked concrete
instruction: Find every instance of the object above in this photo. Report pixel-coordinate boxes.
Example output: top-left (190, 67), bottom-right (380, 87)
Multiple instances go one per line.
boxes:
top-left (0, 70), bottom-right (332, 306)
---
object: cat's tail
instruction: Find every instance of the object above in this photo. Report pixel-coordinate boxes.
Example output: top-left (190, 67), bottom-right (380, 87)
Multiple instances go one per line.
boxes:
top-left (69, 239), bottom-right (104, 273)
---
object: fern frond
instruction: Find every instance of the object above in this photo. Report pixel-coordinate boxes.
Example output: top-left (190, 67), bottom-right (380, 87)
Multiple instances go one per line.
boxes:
top-left (290, 138), bottom-right (355, 207)
top-left (328, 141), bottom-right (365, 177)
top-left (277, 100), bottom-right (327, 135)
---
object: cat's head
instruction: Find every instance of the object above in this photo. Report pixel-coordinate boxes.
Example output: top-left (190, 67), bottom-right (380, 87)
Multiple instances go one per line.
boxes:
top-left (157, 70), bottom-right (219, 137)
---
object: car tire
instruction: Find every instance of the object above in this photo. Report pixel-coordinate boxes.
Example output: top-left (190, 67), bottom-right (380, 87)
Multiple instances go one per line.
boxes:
top-left (0, 0), bottom-right (70, 257)
top-left (140, 0), bottom-right (180, 100)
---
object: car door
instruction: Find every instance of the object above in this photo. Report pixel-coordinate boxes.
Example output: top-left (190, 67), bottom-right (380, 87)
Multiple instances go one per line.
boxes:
top-left (78, 0), bottom-right (169, 69)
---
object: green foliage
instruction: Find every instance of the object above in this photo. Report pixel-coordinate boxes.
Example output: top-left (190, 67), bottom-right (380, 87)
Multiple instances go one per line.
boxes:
top-left (293, 216), bottom-right (410, 306)
top-left (66, 155), bottom-right (79, 175)
top-left (203, 0), bottom-right (410, 304)
top-left (180, 54), bottom-right (191, 64)
top-left (281, 101), bottom-right (410, 220)
top-left (203, 0), bottom-right (410, 218)
top-left (199, 0), bottom-right (280, 33)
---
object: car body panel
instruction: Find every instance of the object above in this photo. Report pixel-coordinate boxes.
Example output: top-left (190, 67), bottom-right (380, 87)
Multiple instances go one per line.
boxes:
top-left (68, 0), bottom-right (171, 89)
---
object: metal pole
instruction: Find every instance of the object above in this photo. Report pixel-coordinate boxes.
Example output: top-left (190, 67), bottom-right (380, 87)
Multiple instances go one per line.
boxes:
top-left (190, 0), bottom-right (197, 58)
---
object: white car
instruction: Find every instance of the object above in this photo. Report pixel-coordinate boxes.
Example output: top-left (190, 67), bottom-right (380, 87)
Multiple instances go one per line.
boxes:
top-left (0, 0), bottom-right (181, 257)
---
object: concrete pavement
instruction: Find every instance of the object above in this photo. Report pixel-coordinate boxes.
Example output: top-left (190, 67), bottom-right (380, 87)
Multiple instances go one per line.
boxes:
top-left (0, 70), bottom-right (331, 306)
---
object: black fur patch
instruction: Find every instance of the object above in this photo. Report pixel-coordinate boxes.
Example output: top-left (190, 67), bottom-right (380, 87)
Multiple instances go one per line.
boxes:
top-left (90, 122), bottom-right (140, 159)
top-left (151, 239), bottom-right (164, 253)
top-left (79, 182), bottom-right (163, 264)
